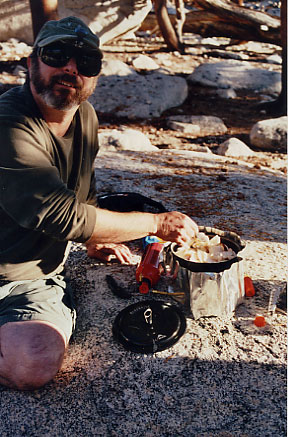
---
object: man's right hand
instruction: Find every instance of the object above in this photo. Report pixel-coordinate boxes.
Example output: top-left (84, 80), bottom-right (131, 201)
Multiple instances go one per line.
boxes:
top-left (154, 211), bottom-right (198, 246)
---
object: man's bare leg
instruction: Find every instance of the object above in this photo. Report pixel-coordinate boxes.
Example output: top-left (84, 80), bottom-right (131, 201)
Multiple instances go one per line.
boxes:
top-left (0, 321), bottom-right (66, 390)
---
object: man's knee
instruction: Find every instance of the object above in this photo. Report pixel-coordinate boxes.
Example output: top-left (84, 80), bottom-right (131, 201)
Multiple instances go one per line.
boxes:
top-left (0, 321), bottom-right (66, 390)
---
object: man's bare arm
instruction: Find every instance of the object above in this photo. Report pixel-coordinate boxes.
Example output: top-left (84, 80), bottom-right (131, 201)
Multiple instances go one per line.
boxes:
top-left (85, 208), bottom-right (198, 247)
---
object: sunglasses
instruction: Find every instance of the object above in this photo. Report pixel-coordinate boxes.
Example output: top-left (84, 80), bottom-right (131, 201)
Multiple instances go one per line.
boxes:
top-left (37, 43), bottom-right (102, 77)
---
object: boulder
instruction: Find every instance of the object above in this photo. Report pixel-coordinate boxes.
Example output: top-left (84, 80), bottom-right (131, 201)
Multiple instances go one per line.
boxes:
top-left (166, 115), bottom-right (227, 136)
top-left (0, 2), bottom-right (33, 44)
top-left (90, 60), bottom-right (188, 119)
top-left (250, 117), bottom-right (287, 152)
top-left (58, 0), bottom-right (152, 45)
top-left (188, 60), bottom-right (281, 95)
top-left (217, 138), bottom-right (255, 157)
top-left (0, 0), bottom-right (152, 46)
top-left (98, 128), bottom-right (158, 152)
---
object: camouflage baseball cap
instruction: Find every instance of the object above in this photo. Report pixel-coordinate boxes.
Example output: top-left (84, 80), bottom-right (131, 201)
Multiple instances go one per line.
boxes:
top-left (34, 16), bottom-right (102, 53)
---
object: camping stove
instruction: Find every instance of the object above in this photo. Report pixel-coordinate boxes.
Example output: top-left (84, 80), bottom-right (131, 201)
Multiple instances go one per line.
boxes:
top-left (163, 227), bottom-right (246, 319)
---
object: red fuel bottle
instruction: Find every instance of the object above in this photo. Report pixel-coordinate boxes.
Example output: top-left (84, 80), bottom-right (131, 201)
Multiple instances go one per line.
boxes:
top-left (244, 276), bottom-right (255, 297)
top-left (136, 242), bottom-right (163, 294)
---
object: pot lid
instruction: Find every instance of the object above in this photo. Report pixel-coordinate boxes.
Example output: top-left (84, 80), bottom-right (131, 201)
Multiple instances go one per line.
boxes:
top-left (112, 300), bottom-right (186, 354)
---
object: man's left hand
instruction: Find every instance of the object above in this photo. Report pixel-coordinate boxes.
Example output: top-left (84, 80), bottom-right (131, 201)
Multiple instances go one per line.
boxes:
top-left (85, 243), bottom-right (137, 264)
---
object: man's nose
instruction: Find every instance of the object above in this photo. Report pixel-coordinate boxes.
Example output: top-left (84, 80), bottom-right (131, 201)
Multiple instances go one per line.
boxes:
top-left (64, 57), bottom-right (78, 75)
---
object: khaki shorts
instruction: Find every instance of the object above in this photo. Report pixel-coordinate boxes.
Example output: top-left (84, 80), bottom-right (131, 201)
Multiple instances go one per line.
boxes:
top-left (0, 275), bottom-right (76, 343)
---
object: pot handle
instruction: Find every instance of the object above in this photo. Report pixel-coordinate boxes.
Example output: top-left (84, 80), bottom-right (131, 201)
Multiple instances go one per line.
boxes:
top-left (163, 244), bottom-right (179, 279)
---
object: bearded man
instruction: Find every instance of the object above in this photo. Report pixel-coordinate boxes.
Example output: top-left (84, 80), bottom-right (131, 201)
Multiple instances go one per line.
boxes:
top-left (0, 16), bottom-right (198, 390)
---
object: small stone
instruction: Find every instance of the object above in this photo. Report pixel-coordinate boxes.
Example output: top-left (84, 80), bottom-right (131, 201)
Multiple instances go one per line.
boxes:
top-left (250, 116), bottom-right (287, 152)
top-left (167, 122), bottom-right (201, 135)
top-left (167, 115), bottom-right (227, 136)
top-left (217, 138), bottom-right (255, 157)
top-left (98, 128), bottom-right (158, 152)
top-left (266, 54), bottom-right (282, 64)
top-left (132, 55), bottom-right (159, 71)
top-left (216, 88), bottom-right (237, 99)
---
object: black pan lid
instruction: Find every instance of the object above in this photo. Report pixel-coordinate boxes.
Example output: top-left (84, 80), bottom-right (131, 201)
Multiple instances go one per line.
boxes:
top-left (112, 300), bottom-right (186, 354)
top-left (97, 192), bottom-right (167, 213)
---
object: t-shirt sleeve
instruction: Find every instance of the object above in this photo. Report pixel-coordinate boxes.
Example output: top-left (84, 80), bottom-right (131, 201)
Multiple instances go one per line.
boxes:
top-left (0, 118), bottom-right (97, 243)
top-left (86, 169), bottom-right (98, 207)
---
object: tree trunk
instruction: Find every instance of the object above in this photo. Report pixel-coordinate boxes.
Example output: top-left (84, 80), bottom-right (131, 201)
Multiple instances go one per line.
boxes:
top-left (280, 0), bottom-right (287, 114)
top-left (141, 0), bottom-right (281, 45)
top-left (257, 0), bottom-right (287, 115)
top-left (153, 0), bottom-right (184, 52)
top-left (192, 0), bottom-right (280, 44)
top-left (29, 0), bottom-right (59, 41)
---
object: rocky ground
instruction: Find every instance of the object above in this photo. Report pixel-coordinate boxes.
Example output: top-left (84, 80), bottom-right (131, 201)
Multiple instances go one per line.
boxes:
top-left (0, 33), bottom-right (286, 165)
top-left (0, 29), bottom-right (287, 437)
top-left (100, 34), bottom-right (286, 165)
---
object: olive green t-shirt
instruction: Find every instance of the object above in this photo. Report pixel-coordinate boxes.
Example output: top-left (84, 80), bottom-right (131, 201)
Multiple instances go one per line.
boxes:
top-left (0, 83), bottom-right (99, 280)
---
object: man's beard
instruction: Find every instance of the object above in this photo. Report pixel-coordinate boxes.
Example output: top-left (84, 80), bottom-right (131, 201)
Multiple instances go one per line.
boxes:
top-left (29, 58), bottom-right (97, 111)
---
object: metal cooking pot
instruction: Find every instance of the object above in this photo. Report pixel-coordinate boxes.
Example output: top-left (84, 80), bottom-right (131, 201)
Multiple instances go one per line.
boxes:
top-left (163, 227), bottom-right (246, 319)
top-left (170, 226), bottom-right (245, 273)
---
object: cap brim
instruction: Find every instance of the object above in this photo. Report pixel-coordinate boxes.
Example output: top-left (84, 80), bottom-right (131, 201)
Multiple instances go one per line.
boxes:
top-left (37, 34), bottom-right (101, 52)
